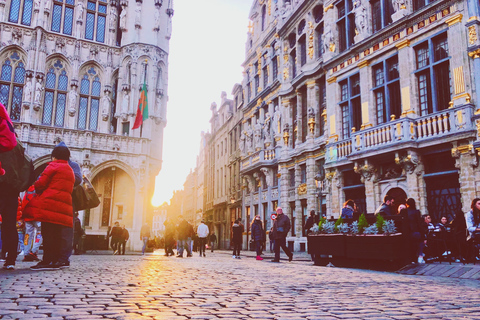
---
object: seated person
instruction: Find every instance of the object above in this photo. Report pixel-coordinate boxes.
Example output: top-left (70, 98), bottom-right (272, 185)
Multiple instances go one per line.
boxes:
top-left (423, 215), bottom-right (441, 260)
top-left (435, 216), bottom-right (452, 257)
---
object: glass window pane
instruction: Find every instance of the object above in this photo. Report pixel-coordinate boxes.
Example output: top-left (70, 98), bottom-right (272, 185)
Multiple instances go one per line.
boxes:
top-left (98, 4), bottom-right (106, 13)
top-left (0, 84), bottom-right (10, 107)
top-left (9, 0), bottom-right (21, 23)
top-left (65, 0), bottom-right (75, 5)
top-left (416, 45), bottom-right (429, 69)
top-left (63, 6), bottom-right (74, 35)
top-left (87, 1), bottom-right (96, 10)
top-left (91, 77), bottom-right (101, 96)
top-left (85, 12), bottom-right (95, 40)
top-left (1, 61), bottom-right (12, 81)
top-left (42, 91), bottom-right (54, 125)
top-left (78, 96), bottom-right (88, 129)
top-left (340, 82), bottom-right (348, 101)
top-left (89, 98), bottom-right (99, 131)
top-left (375, 90), bottom-right (385, 124)
top-left (342, 104), bottom-right (350, 139)
top-left (55, 93), bottom-right (66, 127)
top-left (58, 71), bottom-right (68, 91)
top-left (434, 35), bottom-right (448, 62)
top-left (51, 4), bottom-right (62, 32)
top-left (46, 70), bottom-right (56, 89)
top-left (21, 0), bottom-right (33, 25)
top-left (10, 86), bottom-right (22, 121)
top-left (387, 56), bottom-right (399, 80)
top-left (80, 76), bottom-right (90, 94)
top-left (351, 74), bottom-right (360, 96)
top-left (374, 66), bottom-right (384, 87)
top-left (418, 72), bottom-right (431, 116)
top-left (96, 15), bottom-right (106, 43)
top-left (13, 63), bottom-right (25, 84)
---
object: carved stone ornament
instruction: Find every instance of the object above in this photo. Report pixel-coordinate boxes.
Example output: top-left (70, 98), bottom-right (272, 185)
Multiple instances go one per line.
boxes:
top-left (354, 161), bottom-right (376, 182)
top-left (297, 183), bottom-right (307, 195)
top-left (283, 124), bottom-right (290, 146)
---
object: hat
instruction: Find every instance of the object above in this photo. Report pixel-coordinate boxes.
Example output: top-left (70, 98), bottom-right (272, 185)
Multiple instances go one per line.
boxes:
top-left (276, 207), bottom-right (283, 213)
top-left (52, 141), bottom-right (70, 161)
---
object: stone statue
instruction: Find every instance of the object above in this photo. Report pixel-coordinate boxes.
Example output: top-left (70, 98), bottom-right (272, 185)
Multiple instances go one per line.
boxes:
top-left (135, 4), bottom-right (142, 27)
top-left (273, 105), bottom-right (281, 135)
top-left (239, 131), bottom-right (246, 155)
top-left (323, 22), bottom-right (334, 53)
top-left (354, 0), bottom-right (367, 35)
top-left (244, 123), bottom-right (253, 152)
top-left (23, 79), bottom-right (32, 103)
top-left (154, 8), bottom-right (161, 31)
top-left (34, 79), bottom-right (43, 104)
top-left (101, 94), bottom-right (111, 121)
top-left (34, 0), bottom-right (41, 10)
top-left (120, 8), bottom-right (127, 30)
top-left (122, 91), bottom-right (130, 114)
top-left (68, 88), bottom-right (78, 115)
top-left (109, 8), bottom-right (116, 29)
top-left (76, 2), bottom-right (84, 21)
top-left (263, 112), bottom-right (271, 142)
top-left (254, 123), bottom-right (262, 149)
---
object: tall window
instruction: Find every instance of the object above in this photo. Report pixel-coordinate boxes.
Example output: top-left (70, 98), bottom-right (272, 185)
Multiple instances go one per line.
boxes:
top-left (290, 49), bottom-right (297, 78)
top-left (339, 74), bottom-right (361, 139)
top-left (0, 52), bottom-right (25, 122)
top-left (318, 77), bottom-right (326, 136)
top-left (414, 33), bottom-right (450, 116)
top-left (300, 87), bottom-right (308, 143)
top-left (85, 0), bottom-right (107, 43)
top-left (289, 169), bottom-right (295, 187)
top-left (316, 23), bottom-right (324, 59)
top-left (9, 0), bottom-right (33, 25)
top-left (413, 0), bottom-right (435, 11)
top-left (51, 0), bottom-right (75, 35)
top-left (263, 56), bottom-right (268, 89)
top-left (78, 67), bottom-right (101, 131)
top-left (110, 77), bottom-right (118, 133)
top-left (299, 35), bottom-right (307, 66)
top-left (300, 164), bottom-right (307, 184)
top-left (272, 54), bottom-right (278, 81)
top-left (254, 62), bottom-right (260, 95)
top-left (261, 5), bottom-right (266, 31)
top-left (371, 0), bottom-right (393, 33)
top-left (373, 55), bottom-right (401, 124)
top-left (337, 0), bottom-right (355, 52)
top-left (43, 60), bottom-right (68, 127)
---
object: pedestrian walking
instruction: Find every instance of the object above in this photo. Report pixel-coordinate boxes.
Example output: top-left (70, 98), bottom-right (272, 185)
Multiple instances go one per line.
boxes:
top-left (26, 144), bottom-right (75, 270)
top-left (251, 215), bottom-right (265, 260)
top-left (304, 210), bottom-right (318, 262)
top-left (163, 218), bottom-right (175, 256)
top-left (271, 207), bottom-right (293, 263)
top-left (119, 225), bottom-right (129, 255)
top-left (197, 219), bottom-right (209, 257)
top-left (176, 216), bottom-right (192, 257)
top-left (22, 186), bottom-right (42, 262)
top-left (209, 232), bottom-right (217, 252)
top-left (232, 219), bottom-right (244, 259)
top-left (108, 221), bottom-right (122, 254)
top-left (140, 223), bottom-right (151, 255)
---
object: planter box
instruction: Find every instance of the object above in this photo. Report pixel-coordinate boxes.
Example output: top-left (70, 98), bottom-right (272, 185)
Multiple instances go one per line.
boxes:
top-left (307, 234), bottom-right (346, 257)
top-left (345, 233), bottom-right (406, 261)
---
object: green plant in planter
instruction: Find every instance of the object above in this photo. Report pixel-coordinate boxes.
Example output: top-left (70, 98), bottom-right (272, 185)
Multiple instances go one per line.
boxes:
top-left (318, 217), bottom-right (326, 230)
top-left (350, 221), bottom-right (359, 234)
top-left (382, 220), bottom-right (397, 235)
top-left (376, 214), bottom-right (385, 234)
top-left (358, 213), bottom-right (369, 234)
top-left (334, 216), bottom-right (344, 232)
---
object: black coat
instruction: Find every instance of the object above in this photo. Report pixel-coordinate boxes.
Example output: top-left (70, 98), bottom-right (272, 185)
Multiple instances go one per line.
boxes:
top-left (251, 220), bottom-right (264, 241)
top-left (232, 223), bottom-right (244, 243)
top-left (272, 213), bottom-right (291, 240)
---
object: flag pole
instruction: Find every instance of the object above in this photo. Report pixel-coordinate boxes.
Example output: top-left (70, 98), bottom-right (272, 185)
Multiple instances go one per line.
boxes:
top-left (141, 60), bottom-right (147, 137)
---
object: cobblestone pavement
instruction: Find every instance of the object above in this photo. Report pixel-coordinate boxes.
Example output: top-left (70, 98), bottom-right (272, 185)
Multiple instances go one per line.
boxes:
top-left (1, 251), bottom-right (480, 320)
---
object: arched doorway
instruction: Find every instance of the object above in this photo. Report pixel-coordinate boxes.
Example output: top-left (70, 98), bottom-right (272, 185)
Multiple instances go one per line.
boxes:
top-left (386, 187), bottom-right (407, 215)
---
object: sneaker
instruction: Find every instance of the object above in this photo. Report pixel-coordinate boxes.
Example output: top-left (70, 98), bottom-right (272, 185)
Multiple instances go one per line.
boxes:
top-left (418, 256), bottom-right (426, 264)
top-left (23, 253), bottom-right (37, 262)
top-left (236, 256), bottom-right (241, 259)
top-left (30, 262), bottom-right (59, 271)
top-left (256, 256), bottom-right (263, 261)
top-left (289, 255), bottom-right (293, 262)
top-left (2, 264), bottom-right (14, 270)
top-left (203, 253), bottom-right (206, 257)
top-left (54, 261), bottom-right (70, 269)
top-left (232, 255), bottom-right (236, 259)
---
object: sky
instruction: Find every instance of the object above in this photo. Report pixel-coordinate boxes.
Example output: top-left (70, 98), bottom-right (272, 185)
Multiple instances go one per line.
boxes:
top-left (151, 0), bottom-right (253, 206)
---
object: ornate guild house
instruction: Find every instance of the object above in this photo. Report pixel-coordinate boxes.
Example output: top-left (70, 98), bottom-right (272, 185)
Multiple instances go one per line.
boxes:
top-left (0, 0), bottom-right (173, 250)
top-left (198, 0), bottom-right (480, 251)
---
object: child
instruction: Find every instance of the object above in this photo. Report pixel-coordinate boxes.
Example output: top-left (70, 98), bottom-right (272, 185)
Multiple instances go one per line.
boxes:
top-left (25, 144), bottom-right (74, 270)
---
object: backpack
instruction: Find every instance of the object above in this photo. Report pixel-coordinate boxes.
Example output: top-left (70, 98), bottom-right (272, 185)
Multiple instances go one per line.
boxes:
top-left (0, 139), bottom-right (34, 193)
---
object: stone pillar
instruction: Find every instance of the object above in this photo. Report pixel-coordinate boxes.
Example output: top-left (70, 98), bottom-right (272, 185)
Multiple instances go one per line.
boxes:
top-left (278, 164), bottom-right (289, 211)
top-left (326, 76), bottom-right (339, 143)
top-left (296, 90), bottom-right (303, 144)
top-left (294, 163), bottom-right (302, 237)
top-left (358, 61), bottom-right (372, 128)
top-left (325, 169), bottom-right (341, 218)
top-left (395, 39), bottom-right (415, 118)
top-left (354, 160), bottom-right (376, 213)
top-left (306, 157), bottom-right (317, 212)
top-left (453, 145), bottom-right (477, 213)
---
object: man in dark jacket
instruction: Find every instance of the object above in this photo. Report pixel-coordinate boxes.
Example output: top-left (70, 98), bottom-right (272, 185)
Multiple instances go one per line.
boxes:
top-left (375, 195), bottom-right (395, 217)
top-left (272, 207), bottom-right (293, 263)
top-left (232, 219), bottom-right (244, 259)
top-left (109, 221), bottom-right (123, 254)
top-left (176, 216), bottom-right (192, 257)
top-left (120, 225), bottom-right (129, 255)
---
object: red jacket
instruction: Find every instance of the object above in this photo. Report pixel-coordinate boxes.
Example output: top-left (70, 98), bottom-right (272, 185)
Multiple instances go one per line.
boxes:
top-left (23, 160), bottom-right (74, 227)
top-left (0, 103), bottom-right (17, 152)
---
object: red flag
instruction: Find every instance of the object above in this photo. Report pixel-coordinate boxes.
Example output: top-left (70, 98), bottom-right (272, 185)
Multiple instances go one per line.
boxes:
top-left (132, 83), bottom-right (149, 129)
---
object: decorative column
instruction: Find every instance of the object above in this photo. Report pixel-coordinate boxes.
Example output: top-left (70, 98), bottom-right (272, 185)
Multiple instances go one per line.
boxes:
top-left (452, 143), bottom-right (477, 213)
top-left (296, 89), bottom-right (302, 144)
top-left (466, 0), bottom-right (480, 112)
top-left (75, 0), bottom-right (84, 38)
top-left (108, 0), bottom-right (119, 47)
top-left (397, 150), bottom-right (424, 210)
top-left (354, 159), bottom-right (376, 213)
top-left (395, 39), bottom-right (415, 118)
top-left (306, 157), bottom-right (317, 213)
top-left (358, 60), bottom-right (372, 128)
top-left (294, 163), bottom-right (302, 237)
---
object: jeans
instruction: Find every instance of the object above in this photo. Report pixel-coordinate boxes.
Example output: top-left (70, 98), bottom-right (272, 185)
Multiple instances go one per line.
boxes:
top-left (177, 239), bottom-right (191, 256)
top-left (209, 241), bottom-right (215, 252)
top-left (17, 231), bottom-right (25, 253)
top-left (255, 240), bottom-right (262, 256)
top-left (198, 237), bottom-right (207, 255)
top-left (142, 237), bottom-right (149, 254)
top-left (232, 241), bottom-right (241, 257)
top-left (0, 190), bottom-right (19, 265)
top-left (24, 221), bottom-right (42, 255)
top-left (119, 240), bottom-right (126, 255)
top-left (58, 225), bottom-right (73, 263)
top-left (274, 237), bottom-right (292, 261)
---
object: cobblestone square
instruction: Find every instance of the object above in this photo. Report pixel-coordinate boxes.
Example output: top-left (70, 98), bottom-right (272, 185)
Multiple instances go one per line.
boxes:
top-left (1, 252), bottom-right (479, 319)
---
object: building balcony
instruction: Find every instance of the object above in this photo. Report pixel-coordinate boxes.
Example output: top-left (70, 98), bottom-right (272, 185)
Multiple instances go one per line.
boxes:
top-left (13, 123), bottom-right (151, 156)
top-left (240, 148), bottom-right (278, 172)
top-left (326, 104), bottom-right (476, 164)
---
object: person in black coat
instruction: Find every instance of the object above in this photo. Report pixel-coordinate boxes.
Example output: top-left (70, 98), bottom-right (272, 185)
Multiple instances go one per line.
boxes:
top-left (400, 198), bottom-right (426, 264)
top-left (272, 207), bottom-right (293, 263)
top-left (232, 219), bottom-right (244, 259)
top-left (251, 215), bottom-right (265, 260)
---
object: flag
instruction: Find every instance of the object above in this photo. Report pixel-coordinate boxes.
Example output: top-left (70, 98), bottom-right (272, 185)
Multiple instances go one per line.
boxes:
top-left (132, 83), bottom-right (149, 129)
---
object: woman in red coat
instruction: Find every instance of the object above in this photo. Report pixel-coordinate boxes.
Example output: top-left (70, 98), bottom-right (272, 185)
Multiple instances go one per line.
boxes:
top-left (26, 144), bottom-right (74, 270)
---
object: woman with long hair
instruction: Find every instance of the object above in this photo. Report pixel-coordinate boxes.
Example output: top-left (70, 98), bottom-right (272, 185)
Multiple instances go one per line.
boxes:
top-left (251, 215), bottom-right (265, 260)
top-left (465, 198), bottom-right (480, 241)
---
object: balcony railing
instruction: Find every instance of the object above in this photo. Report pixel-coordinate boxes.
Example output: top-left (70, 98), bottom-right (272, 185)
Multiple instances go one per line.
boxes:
top-left (326, 104), bottom-right (475, 163)
top-left (240, 148), bottom-right (277, 171)
top-left (13, 123), bottom-right (150, 156)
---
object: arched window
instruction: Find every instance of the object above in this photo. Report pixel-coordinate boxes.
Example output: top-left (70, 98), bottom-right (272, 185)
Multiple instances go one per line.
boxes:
top-left (0, 52), bottom-right (25, 121)
top-left (51, 0), bottom-right (75, 35)
top-left (261, 5), bottom-right (266, 31)
top-left (77, 67), bottom-right (101, 131)
top-left (42, 60), bottom-right (68, 127)
top-left (85, 0), bottom-right (107, 43)
top-left (8, 0), bottom-right (33, 25)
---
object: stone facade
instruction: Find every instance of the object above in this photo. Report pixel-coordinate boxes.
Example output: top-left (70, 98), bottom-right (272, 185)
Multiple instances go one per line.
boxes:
top-left (0, 0), bottom-right (173, 250)
top-left (194, 0), bottom-right (480, 252)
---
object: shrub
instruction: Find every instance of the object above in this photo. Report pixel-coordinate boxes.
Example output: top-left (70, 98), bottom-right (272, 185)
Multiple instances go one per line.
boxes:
top-left (322, 221), bottom-right (335, 234)
top-left (351, 221), bottom-right (359, 234)
top-left (358, 213), bottom-right (369, 234)
top-left (376, 214), bottom-right (385, 234)
top-left (337, 223), bottom-right (350, 234)
top-left (334, 216), bottom-right (344, 232)
top-left (363, 224), bottom-right (379, 235)
top-left (382, 220), bottom-right (397, 235)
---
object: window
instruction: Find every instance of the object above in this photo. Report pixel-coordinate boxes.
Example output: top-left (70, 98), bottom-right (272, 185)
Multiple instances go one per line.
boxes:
top-left (273, 167), bottom-right (278, 187)
top-left (289, 169), bottom-right (295, 187)
top-left (85, 0), bottom-right (107, 43)
top-left (319, 77), bottom-right (326, 136)
top-left (122, 121), bottom-right (129, 135)
top-left (261, 5), bottom-right (266, 31)
top-left (254, 62), bottom-right (260, 95)
top-left (290, 49), bottom-right (297, 78)
top-left (42, 60), bottom-right (69, 127)
top-left (272, 54), bottom-right (278, 81)
top-left (117, 205), bottom-right (123, 220)
top-left (263, 63), bottom-right (268, 89)
top-left (339, 74), bottom-right (361, 139)
top-left (110, 78), bottom-right (118, 133)
top-left (291, 98), bottom-right (297, 148)
top-left (300, 164), bottom-right (307, 184)
top-left (413, 0), bottom-right (435, 11)
top-left (414, 33), bottom-right (450, 116)
top-left (51, 0), bottom-right (75, 35)
top-left (77, 67), bottom-right (101, 131)
top-left (337, 0), bottom-right (355, 52)
top-left (299, 35), bottom-right (307, 66)
top-left (316, 24), bottom-right (324, 59)
top-left (300, 87), bottom-right (308, 143)
top-left (9, 0), bottom-right (33, 25)
top-left (371, 0), bottom-right (393, 33)
top-left (372, 55), bottom-right (401, 124)
top-left (246, 71), bottom-right (251, 102)
top-left (0, 52), bottom-right (25, 122)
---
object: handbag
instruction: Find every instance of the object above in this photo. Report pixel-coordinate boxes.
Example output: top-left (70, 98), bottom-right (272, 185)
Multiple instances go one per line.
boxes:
top-left (72, 176), bottom-right (100, 211)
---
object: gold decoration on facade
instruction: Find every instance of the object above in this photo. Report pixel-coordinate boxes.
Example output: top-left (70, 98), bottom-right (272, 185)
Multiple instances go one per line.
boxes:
top-left (268, 0), bottom-right (272, 15)
top-left (248, 21), bottom-right (254, 34)
top-left (469, 25), bottom-right (478, 45)
top-left (324, 4), bottom-right (334, 12)
top-left (308, 117), bottom-right (315, 134)
top-left (358, 60), bottom-right (370, 68)
top-left (308, 22), bottom-right (315, 59)
top-left (283, 130), bottom-right (289, 145)
top-left (468, 48), bottom-right (480, 58)
top-left (453, 66), bottom-right (465, 94)
top-left (476, 120), bottom-right (480, 137)
top-left (445, 14), bottom-right (463, 26)
top-left (327, 76), bottom-right (337, 84)
top-left (395, 39), bottom-right (411, 49)
top-left (297, 183), bottom-right (307, 195)
top-left (283, 67), bottom-right (289, 80)
top-left (329, 42), bottom-right (335, 52)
